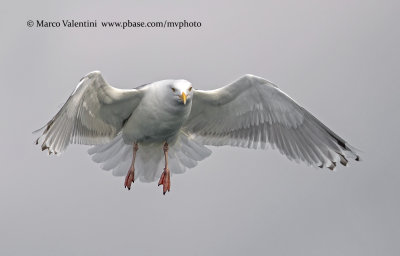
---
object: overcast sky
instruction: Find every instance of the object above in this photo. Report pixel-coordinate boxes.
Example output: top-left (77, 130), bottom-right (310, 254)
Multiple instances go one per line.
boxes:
top-left (1, 0), bottom-right (400, 255)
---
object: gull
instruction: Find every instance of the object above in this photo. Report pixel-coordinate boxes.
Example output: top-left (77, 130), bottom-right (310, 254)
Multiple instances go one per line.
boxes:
top-left (35, 71), bottom-right (360, 194)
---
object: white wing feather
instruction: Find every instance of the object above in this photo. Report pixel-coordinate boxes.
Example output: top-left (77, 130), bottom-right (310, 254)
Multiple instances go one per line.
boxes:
top-left (184, 74), bottom-right (360, 169)
top-left (35, 71), bottom-right (144, 154)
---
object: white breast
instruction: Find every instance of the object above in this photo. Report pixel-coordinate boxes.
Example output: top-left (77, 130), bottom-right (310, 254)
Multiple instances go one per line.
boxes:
top-left (121, 82), bottom-right (192, 144)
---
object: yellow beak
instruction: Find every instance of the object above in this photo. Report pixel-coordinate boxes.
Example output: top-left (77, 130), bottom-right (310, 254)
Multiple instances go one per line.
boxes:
top-left (180, 92), bottom-right (187, 105)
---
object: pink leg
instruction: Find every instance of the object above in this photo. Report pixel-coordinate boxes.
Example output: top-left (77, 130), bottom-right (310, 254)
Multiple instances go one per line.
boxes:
top-left (124, 143), bottom-right (139, 190)
top-left (158, 142), bottom-right (171, 195)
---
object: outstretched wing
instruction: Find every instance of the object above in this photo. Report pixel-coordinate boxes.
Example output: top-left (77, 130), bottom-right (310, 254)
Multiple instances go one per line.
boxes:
top-left (184, 74), bottom-right (360, 169)
top-left (35, 71), bottom-right (144, 154)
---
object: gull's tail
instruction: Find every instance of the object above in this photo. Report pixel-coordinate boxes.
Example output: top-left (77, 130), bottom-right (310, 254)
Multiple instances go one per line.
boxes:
top-left (87, 132), bottom-right (212, 182)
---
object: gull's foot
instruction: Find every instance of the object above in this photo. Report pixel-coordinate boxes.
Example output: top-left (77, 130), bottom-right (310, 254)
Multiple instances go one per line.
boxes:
top-left (124, 166), bottom-right (135, 190)
top-left (158, 168), bottom-right (171, 195)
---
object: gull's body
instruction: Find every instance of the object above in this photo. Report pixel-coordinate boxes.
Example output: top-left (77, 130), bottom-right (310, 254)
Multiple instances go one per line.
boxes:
top-left (122, 79), bottom-right (192, 144)
top-left (35, 71), bottom-right (360, 194)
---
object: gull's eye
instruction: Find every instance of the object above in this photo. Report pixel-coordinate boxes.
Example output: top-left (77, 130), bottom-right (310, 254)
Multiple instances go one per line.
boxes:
top-left (188, 87), bottom-right (192, 92)
top-left (171, 88), bottom-right (176, 92)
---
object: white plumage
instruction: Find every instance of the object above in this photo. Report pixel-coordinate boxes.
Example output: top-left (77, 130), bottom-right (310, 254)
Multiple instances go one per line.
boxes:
top-left (35, 71), bottom-right (360, 187)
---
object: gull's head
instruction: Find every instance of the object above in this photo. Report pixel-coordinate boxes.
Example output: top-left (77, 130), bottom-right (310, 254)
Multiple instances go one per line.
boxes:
top-left (169, 80), bottom-right (193, 105)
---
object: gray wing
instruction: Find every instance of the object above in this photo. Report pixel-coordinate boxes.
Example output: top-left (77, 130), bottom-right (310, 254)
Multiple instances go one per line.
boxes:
top-left (35, 71), bottom-right (144, 154)
top-left (184, 74), bottom-right (360, 169)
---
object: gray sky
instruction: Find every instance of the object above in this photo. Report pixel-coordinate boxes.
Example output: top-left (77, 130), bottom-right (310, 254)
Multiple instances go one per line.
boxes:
top-left (1, 0), bottom-right (400, 255)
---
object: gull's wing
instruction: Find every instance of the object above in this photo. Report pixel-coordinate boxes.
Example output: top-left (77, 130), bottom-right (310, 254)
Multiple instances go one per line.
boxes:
top-left (35, 71), bottom-right (144, 154)
top-left (184, 74), bottom-right (360, 169)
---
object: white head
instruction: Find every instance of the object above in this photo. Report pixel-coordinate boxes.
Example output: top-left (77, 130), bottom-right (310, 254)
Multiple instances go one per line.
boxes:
top-left (169, 79), bottom-right (193, 105)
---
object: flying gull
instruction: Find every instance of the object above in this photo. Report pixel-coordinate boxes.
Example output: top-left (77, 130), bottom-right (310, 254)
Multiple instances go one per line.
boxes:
top-left (35, 71), bottom-right (360, 194)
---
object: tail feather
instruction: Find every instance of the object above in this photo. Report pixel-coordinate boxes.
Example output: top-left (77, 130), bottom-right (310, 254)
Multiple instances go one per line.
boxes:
top-left (112, 154), bottom-right (131, 176)
top-left (88, 132), bottom-right (212, 183)
top-left (89, 137), bottom-right (124, 163)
